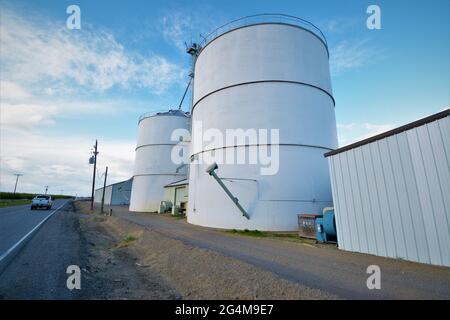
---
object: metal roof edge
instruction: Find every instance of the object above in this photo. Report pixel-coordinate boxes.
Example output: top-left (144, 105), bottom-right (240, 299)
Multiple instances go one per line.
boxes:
top-left (94, 177), bottom-right (133, 192)
top-left (164, 179), bottom-right (189, 188)
top-left (324, 108), bottom-right (450, 157)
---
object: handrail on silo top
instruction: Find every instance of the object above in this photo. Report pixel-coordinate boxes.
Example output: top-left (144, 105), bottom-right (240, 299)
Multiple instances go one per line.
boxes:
top-left (138, 109), bottom-right (191, 124)
top-left (199, 13), bottom-right (328, 49)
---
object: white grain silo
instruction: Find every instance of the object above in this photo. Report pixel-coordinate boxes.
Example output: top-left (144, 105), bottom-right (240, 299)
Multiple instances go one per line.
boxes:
top-left (187, 15), bottom-right (338, 231)
top-left (129, 110), bottom-right (191, 212)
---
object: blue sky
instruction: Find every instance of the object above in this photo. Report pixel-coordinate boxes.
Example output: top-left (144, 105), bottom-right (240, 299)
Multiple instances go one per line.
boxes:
top-left (0, 0), bottom-right (449, 195)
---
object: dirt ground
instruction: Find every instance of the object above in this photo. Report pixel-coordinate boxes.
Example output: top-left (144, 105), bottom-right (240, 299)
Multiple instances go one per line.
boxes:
top-left (75, 200), bottom-right (337, 300)
top-left (77, 211), bottom-right (180, 299)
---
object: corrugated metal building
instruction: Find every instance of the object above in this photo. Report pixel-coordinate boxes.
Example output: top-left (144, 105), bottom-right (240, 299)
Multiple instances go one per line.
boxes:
top-left (325, 109), bottom-right (450, 267)
top-left (94, 178), bottom-right (133, 206)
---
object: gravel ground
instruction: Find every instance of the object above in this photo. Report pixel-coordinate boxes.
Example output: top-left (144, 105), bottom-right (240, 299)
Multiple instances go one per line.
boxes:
top-left (78, 214), bottom-right (181, 299)
top-left (72, 201), bottom-right (450, 299)
top-left (75, 201), bottom-right (337, 300)
top-left (105, 205), bottom-right (450, 299)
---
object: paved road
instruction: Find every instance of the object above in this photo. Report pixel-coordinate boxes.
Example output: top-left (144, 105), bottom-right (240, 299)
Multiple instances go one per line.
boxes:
top-left (110, 205), bottom-right (450, 299)
top-left (0, 200), bottom-right (67, 258)
top-left (0, 201), bottom-right (89, 299)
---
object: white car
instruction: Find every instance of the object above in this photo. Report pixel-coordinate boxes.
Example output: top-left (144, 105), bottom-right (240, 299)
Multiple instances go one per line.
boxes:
top-left (31, 195), bottom-right (53, 210)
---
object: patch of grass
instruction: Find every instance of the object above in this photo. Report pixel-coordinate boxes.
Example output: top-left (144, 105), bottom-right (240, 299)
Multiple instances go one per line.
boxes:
top-left (113, 234), bottom-right (138, 249)
top-left (227, 229), bottom-right (317, 246)
top-left (272, 233), bottom-right (299, 239)
top-left (73, 201), bottom-right (95, 215)
top-left (124, 235), bottom-right (137, 242)
top-left (228, 229), bottom-right (269, 238)
top-left (0, 199), bottom-right (31, 208)
top-left (171, 214), bottom-right (186, 220)
top-left (0, 192), bottom-right (72, 200)
top-left (79, 209), bottom-right (94, 215)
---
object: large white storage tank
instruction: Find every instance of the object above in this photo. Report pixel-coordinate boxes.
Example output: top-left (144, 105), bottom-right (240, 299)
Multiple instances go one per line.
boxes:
top-left (129, 110), bottom-right (191, 212)
top-left (187, 15), bottom-right (338, 231)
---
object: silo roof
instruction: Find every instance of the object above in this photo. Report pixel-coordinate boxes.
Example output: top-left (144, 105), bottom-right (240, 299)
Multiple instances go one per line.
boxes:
top-left (199, 14), bottom-right (328, 55)
top-left (138, 109), bottom-right (190, 123)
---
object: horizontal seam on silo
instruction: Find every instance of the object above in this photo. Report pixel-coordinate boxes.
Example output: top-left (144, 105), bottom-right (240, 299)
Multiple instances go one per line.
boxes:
top-left (133, 173), bottom-right (186, 177)
top-left (197, 22), bottom-right (329, 59)
top-left (190, 143), bottom-right (333, 157)
top-left (138, 114), bottom-right (190, 124)
top-left (192, 80), bottom-right (335, 113)
top-left (135, 143), bottom-right (183, 151)
top-left (258, 199), bottom-right (332, 203)
top-left (218, 177), bottom-right (332, 203)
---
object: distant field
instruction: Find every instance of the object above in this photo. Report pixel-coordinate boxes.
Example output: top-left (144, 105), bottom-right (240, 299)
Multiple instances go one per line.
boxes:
top-left (0, 199), bottom-right (31, 208)
top-left (0, 192), bottom-right (72, 200)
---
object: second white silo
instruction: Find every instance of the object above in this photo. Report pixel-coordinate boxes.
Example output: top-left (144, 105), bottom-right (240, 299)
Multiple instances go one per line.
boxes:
top-left (129, 110), bottom-right (191, 212)
top-left (187, 15), bottom-right (338, 231)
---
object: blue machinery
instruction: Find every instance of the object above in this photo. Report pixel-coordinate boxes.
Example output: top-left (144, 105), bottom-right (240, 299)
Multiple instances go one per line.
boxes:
top-left (315, 208), bottom-right (337, 243)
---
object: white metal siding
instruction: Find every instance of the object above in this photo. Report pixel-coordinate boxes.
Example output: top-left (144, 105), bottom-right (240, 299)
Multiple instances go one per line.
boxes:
top-left (111, 179), bottom-right (132, 205)
top-left (103, 186), bottom-right (113, 205)
top-left (328, 116), bottom-right (450, 267)
top-left (94, 189), bottom-right (103, 203)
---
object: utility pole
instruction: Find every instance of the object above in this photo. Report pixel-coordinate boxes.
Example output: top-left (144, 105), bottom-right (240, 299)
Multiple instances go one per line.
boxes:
top-left (44, 186), bottom-right (49, 194)
top-left (90, 140), bottom-right (99, 211)
top-left (13, 174), bottom-right (23, 194)
top-left (100, 166), bottom-right (108, 214)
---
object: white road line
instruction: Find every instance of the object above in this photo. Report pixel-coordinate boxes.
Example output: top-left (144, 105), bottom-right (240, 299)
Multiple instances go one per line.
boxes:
top-left (0, 201), bottom-right (68, 263)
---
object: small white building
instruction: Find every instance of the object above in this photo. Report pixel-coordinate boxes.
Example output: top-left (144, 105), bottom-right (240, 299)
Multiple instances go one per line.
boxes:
top-left (161, 179), bottom-right (189, 215)
top-left (94, 178), bottom-right (133, 206)
top-left (325, 109), bottom-right (450, 267)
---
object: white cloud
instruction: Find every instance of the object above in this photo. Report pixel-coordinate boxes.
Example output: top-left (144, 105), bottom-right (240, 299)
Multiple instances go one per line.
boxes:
top-left (329, 39), bottom-right (383, 76)
top-left (0, 102), bottom-right (58, 131)
top-left (321, 17), bottom-right (359, 34)
top-left (337, 123), bottom-right (357, 130)
top-left (337, 122), bottom-right (396, 146)
top-left (0, 6), bottom-right (166, 195)
top-left (0, 91), bottom-right (143, 134)
top-left (160, 10), bottom-right (217, 52)
top-left (0, 129), bottom-right (135, 195)
top-left (363, 123), bottom-right (396, 135)
top-left (161, 13), bottom-right (194, 50)
top-left (0, 81), bottom-right (32, 100)
top-left (0, 8), bottom-right (184, 93)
